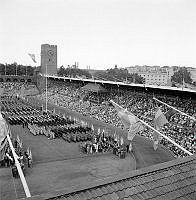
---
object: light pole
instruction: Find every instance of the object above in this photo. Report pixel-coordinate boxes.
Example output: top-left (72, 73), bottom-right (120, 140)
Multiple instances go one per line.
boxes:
top-left (5, 64), bottom-right (6, 75)
top-left (45, 64), bottom-right (48, 112)
top-left (16, 65), bottom-right (18, 75)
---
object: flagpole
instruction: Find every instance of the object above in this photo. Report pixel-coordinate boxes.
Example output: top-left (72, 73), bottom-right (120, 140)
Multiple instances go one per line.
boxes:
top-left (136, 118), bottom-right (193, 156)
top-left (5, 64), bottom-right (6, 75)
top-left (153, 97), bottom-right (196, 121)
top-left (45, 64), bottom-right (48, 112)
top-left (110, 100), bottom-right (193, 156)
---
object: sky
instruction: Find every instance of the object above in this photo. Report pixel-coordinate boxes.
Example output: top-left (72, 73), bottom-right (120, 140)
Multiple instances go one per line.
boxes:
top-left (0, 0), bottom-right (196, 70)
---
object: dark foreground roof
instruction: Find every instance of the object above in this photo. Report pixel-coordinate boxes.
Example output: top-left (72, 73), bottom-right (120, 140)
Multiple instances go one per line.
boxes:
top-left (27, 155), bottom-right (196, 200)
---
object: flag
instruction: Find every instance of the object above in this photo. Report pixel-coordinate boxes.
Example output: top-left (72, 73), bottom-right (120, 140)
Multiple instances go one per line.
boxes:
top-left (0, 87), bottom-right (4, 97)
top-left (129, 143), bottom-right (133, 152)
top-left (28, 53), bottom-right (37, 63)
top-left (97, 128), bottom-right (100, 135)
top-left (16, 135), bottom-right (20, 145)
top-left (91, 124), bottom-right (94, 131)
top-left (29, 149), bottom-right (33, 162)
top-left (127, 116), bottom-right (144, 141)
top-left (165, 108), bottom-right (177, 121)
top-left (20, 85), bottom-right (25, 97)
top-left (111, 100), bottom-right (143, 140)
top-left (0, 137), bottom-right (7, 151)
top-left (19, 140), bottom-right (23, 149)
top-left (114, 131), bottom-right (117, 141)
top-left (182, 78), bottom-right (185, 89)
top-left (0, 113), bottom-right (8, 160)
top-left (120, 137), bottom-right (124, 145)
top-left (27, 147), bottom-right (30, 156)
top-left (0, 141), bottom-right (7, 161)
top-left (154, 108), bottom-right (168, 130)
top-left (0, 113), bottom-right (8, 144)
top-left (153, 108), bottom-right (168, 150)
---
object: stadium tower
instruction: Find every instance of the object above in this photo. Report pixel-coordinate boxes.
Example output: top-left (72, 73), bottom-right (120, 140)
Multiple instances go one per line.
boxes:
top-left (41, 44), bottom-right (57, 75)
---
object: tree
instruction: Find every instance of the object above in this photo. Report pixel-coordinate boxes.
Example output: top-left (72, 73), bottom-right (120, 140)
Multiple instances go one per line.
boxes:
top-left (0, 63), bottom-right (35, 76)
top-left (128, 73), bottom-right (145, 84)
top-left (57, 65), bottom-right (66, 76)
top-left (171, 67), bottom-right (192, 84)
top-left (57, 66), bottom-right (92, 78)
top-left (94, 67), bottom-right (144, 84)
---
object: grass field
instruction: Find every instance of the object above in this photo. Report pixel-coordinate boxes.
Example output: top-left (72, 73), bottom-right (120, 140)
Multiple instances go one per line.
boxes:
top-left (0, 99), bottom-right (174, 200)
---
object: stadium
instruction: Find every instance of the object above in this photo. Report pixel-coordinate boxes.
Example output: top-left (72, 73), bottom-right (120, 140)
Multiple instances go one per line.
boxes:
top-left (1, 0), bottom-right (196, 198)
top-left (0, 69), bottom-right (196, 200)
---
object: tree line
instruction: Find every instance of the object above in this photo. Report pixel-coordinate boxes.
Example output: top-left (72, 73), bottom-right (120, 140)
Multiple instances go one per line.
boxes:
top-left (0, 63), bottom-right (35, 76)
top-left (57, 65), bottom-right (145, 84)
top-left (0, 63), bottom-right (194, 86)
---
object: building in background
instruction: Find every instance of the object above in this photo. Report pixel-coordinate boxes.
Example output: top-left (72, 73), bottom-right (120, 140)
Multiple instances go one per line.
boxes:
top-left (187, 67), bottom-right (196, 82)
top-left (41, 44), bottom-right (57, 75)
top-left (127, 66), bottom-right (175, 86)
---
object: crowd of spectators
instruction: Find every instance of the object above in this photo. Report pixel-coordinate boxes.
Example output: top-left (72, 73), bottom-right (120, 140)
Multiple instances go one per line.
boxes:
top-left (0, 82), bottom-right (38, 97)
top-left (36, 79), bottom-right (196, 158)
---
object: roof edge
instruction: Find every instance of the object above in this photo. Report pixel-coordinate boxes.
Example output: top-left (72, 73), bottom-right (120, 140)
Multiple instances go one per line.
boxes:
top-left (24, 154), bottom-right (196, 200)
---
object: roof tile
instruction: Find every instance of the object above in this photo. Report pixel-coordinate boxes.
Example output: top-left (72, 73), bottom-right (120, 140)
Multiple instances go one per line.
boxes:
top-left (102, 194), bottom-right (113, 200)
top-left (89, 189), bottom-right (99, 198)
top-left (139, 191), bottom-right (152, 199)
top-left (124, 187), bottom-right (136, 197)
top-left (124, 197), bottom-right (134, 200)
top-left (95, 188), bottom-right (104, 197)
top-left (116, 181), bottom-right (124, 190)
top-left (135, 193), bottom-right (147, 200)
top-left (142, 190), bottom-right (153, 199)
top-left (84, 190), bottom-right (93, 199)
top-left (139, 184), bottom-right (148, 192)
top-left (109, 192), bottom-right (120, 200)
top-left (129, 179), bottom-right (138, 187)
top-left (105, 185), bottom-right (115, 193)
top-left (99, 186), bottom-right (109, 195)
top-left (189, 192), bottom-right (196, 199)
top-left (110, 183), bottom-right (120, 192)
top-left (180, 165), bottom-right (191, 172)
top-left (80, 192), bottom-right (87, 200)
top-left (189, 184), bottom-right (196, 191)
top-left (65, 195), bottom-right (74, 200)
top-left (93, 197), bottom-right (102, 200)
top-left (120, 180), bottom-right (129, 190)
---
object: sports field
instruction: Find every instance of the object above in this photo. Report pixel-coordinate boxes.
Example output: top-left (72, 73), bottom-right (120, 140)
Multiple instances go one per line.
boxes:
top-left (0, 99), bottom-right (174, 200)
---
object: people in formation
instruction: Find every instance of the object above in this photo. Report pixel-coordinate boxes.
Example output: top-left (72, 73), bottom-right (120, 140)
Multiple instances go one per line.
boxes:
top-left (0, 136), bottom-right (32, 178)
top-left (80, 133), bottom-right (128, 158)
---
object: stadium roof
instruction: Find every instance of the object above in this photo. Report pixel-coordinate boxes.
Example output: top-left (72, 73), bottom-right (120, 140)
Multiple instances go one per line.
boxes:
top-left (28, 154), bottom-right (196, 200)
top-left (42, 74), bottom-right (196, 94)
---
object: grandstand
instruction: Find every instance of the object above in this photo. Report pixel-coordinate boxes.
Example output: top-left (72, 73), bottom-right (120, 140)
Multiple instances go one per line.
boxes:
top-left (0, 75), bottom-right (195, 200)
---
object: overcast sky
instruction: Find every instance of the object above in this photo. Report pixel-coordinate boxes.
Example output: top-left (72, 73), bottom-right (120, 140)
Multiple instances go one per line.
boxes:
top-left (0, 0), bottom-right (196, 69)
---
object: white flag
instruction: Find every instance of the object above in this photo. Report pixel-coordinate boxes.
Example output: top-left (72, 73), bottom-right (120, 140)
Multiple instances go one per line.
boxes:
top-left (28, 53), bottom-right (37, 63)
